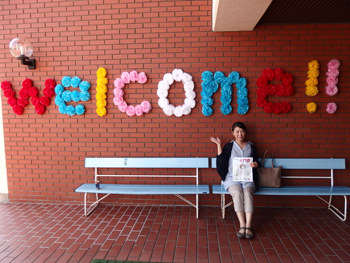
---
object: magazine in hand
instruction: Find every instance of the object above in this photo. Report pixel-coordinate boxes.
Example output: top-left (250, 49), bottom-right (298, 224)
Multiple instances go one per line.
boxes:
top-left (232, 157), bottom-right (253, 182)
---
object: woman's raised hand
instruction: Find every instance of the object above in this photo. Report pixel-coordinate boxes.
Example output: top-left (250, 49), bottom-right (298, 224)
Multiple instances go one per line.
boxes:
top-left (210, 137), bottom-right (221, 145)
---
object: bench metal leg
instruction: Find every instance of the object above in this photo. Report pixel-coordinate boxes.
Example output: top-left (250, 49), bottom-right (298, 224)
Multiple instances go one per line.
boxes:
top-left (221, 194), bottom-right (233, 219)
top-left (84, 192), bottom-right (111, 216)
top-left (317, 195), bottom-right (347, 221)
top-left (174, 194), bottom-right (199, 219)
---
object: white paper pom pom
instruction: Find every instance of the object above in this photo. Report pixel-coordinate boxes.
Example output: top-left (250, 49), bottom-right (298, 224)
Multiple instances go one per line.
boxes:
top-left (163, 73), bottom-right (174, 85)
top-left (182, 104), bottom-right (191, 115)
top-left (172, 69), bottom-right (184, 82)
top-left (157, 88), bottom-right (168, 98)
top-left (158, 80), bottom-right (170, 90)
top-left (184, 98), bottom-right (196, 109)
top-left (184, 81), bottom-right (194, 92)
top-left (182, 73), bottom-right (193, 83)
top-left (174, 105), bottom-right (183, 117)
top-left (158, 97), bottom-right (169, 108)
top-left (185, 90), bottom-right (196, 100)
top-left (163, 104), bottom-right (175, 116)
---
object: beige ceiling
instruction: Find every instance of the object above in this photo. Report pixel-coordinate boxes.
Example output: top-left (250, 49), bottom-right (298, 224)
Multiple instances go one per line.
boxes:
top-left (212, 0), bottom-right (273, 31)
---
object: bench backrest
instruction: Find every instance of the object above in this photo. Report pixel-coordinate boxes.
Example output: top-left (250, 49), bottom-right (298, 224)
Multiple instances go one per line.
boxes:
top-left (86, 158), bottom-right (209, 168)
top-left (211, 158), bottom-right (346, 170)
top-left (85, 157), bottom-right (209, 184)
top-left (211, 158), bottom-right (346, 186)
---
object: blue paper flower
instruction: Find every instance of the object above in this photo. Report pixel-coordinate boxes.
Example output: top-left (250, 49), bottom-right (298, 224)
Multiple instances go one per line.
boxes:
top-left (221, 84), bottom-right (232, 95)
top-left (75, 104), bottom-right (85, 115)
top-left (220, 93), bottom-right (232, 104)
top-left (55, 96), bottom-right (65, 106)
top-left (55, 84), bottom-right (64, 96)
top-left (201, 90), bottom-right (213, 98)
top-left (62, 76), bottom-right (71, 88)
top-left (229, 71), bottom-right (240, 84)
top-left (79, 81), bottom-right (91, 92)
top-left (202, 105), bottom-right (213, 116)
top-left (238, 104), bottom-right (249, 115)
top-left (214, 71), bottom-right (225, 83)
top-left (80, 91), bottom-right (91, 101)
top-left (62, 91), bottom-right (72, 102)
top-left (237, 96), bottom-right (248, 106)
top-left (71, 90), bottom-right (81, 102)
top-left (201, 97), bottom-right (214, 106)
top-left (236, 77), bottom-right (247, 88)
top-left (220, 104), bottom-right (232, 115)
top-left (209, 81), bottom-right (219, 93)
top-left (71, 76), bottom-right (81, 88)
top-left (59, 104), bottom-right (67, 114)
top-left (66, 105), bottom-right (75, 116)
top-left (237, 87), bottom-right (248, 97)
top-left (201, 71), bottom-right (213, 81)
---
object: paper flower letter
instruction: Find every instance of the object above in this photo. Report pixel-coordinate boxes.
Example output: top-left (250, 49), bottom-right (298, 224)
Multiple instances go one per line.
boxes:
top-left (113, 70), bottom-right (151, 117)
top-left (1, 79), bottom-right (56, 115)
top-left (201, 71), bottom-right (249, 116)
top-left (96, 67), bottom-right (108, 117)
top-left (256, 68), bottom-right (293, 114)
top-left (54, 76), bottom-right (91, 116)
top-left (157, 69), bottom-right (196, 117)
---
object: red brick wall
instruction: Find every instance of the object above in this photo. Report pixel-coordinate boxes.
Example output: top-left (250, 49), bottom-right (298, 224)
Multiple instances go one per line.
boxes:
top-left (1, 0), bottom-right (349, 208)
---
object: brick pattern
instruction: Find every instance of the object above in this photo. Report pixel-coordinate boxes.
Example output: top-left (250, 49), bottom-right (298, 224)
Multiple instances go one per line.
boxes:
top-left (1, 203), bottom-right (350, 262)
top-left (0, 1), bottom-right (349, 206)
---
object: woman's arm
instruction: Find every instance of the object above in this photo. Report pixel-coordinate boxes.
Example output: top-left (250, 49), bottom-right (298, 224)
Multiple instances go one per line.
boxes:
top-left (210, 137), bottom-right (222, 155)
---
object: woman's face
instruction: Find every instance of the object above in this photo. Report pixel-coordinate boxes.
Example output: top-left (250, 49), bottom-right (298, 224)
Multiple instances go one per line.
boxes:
top-left (232, 126), bottom-right (246, 141)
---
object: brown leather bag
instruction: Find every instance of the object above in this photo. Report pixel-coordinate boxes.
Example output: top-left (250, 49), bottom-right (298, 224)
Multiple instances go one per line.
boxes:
top-left (257, 150), bottom-right (282, 188)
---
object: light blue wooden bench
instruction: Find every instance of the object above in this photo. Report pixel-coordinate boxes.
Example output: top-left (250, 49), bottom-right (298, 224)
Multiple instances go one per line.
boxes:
top-left (75, 157), bottom-right (210, 218)
top-left (211, 158), bottom-right (349, 221)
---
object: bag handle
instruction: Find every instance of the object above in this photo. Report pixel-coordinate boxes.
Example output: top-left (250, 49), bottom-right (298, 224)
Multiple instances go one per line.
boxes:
top-left (261, 149), bottom-right (274, 167)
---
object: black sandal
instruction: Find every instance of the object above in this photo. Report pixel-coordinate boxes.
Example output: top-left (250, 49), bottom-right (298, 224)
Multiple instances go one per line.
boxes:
top-left (245, 227), bottom-right (254, 240)
top-left (237, 227), bottom-right (246, 239)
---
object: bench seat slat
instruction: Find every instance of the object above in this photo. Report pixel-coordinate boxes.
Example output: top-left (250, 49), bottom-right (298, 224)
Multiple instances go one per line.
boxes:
top-left (212, 185), bottom-right (350, 196)
top-left (76, 183), bottom-right (210, 195)
top-left (85, 158), bottom-right (209, 168)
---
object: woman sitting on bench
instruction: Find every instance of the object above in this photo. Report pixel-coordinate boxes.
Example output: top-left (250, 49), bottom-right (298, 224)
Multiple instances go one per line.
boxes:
top-left (210, 122), bottom-right (260, 239)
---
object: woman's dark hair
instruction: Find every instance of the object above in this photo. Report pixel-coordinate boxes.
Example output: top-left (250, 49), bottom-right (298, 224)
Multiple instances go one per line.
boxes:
top-left (231, 122), bottom-right (246, 132)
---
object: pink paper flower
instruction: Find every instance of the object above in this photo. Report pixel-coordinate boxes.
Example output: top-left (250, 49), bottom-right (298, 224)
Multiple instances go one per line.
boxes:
top-left (113, 88), bottom-right (124, 97)
top-left (114, 78), bottom-right (125, 89)
top-left (118, 101), bottom-right (128, 112)
top-left (135, 105), bottom-right (143, 116)
top-left (325, 85), bottom-right (338, 96)
top-left (121, 72), bottom-right (130, 84)
top-left (113, 95), bottom-right (124, 106)
top-left (326, 77), bottom-right (338, 86)
top-left (137, 72), bottom-right (147, 84)
top-left (129, 70), bottom-right (138, 82)
top-left (126, 105), bottom-right (136, 117)
top-left (328, 59), bottom-right (340, 70)
top-left (326, 102), bottom-right (337, 114)
top-left (326, 69), bottom-right (339, 78)
top-left (141, 101), bottom-right (151, 113)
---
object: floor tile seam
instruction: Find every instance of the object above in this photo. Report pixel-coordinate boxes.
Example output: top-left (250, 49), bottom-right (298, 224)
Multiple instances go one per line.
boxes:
top-left (260, 208), bottom-right (293, 262)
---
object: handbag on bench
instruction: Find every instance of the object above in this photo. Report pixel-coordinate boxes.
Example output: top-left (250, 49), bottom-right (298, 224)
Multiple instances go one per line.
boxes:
top-left (257, 150), bottom-right (282, 188)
